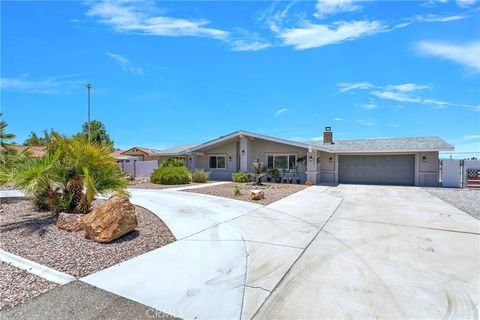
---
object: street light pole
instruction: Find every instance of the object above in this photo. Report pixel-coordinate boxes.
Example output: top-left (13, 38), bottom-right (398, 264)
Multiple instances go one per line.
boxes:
top-left (85, 83), bottom-right (92, 143)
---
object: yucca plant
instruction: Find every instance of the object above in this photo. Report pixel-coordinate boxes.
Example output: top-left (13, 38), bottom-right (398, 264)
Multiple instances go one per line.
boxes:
top-left (6, 133), bottom-right (128, 213)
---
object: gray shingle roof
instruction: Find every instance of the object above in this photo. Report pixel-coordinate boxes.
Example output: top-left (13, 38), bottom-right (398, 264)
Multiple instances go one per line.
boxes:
top-left (152, 144), bottom-right (199, 155)
top-left (302, 136), bottom-right (454, 152)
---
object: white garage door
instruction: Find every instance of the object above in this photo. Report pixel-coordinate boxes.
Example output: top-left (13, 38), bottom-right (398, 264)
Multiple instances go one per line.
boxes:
top-left (338, 155), bottom-right (415, 186)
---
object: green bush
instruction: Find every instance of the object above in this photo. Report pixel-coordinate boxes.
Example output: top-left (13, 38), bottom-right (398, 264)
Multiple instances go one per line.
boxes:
top-left (151, 166), bottom-right (190, 185)
top-left (161, 158), bottom-right (185, 168)
top-left (232, 172), bottom-right (251, 183)
top-left (191, 169), bottom-right (208, 183)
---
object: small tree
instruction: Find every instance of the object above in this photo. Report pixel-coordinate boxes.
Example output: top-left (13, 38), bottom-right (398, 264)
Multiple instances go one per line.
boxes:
top-left (76, 120), bottom-right (114, 147)
top-left (24, 129), bottom-right (57, 146)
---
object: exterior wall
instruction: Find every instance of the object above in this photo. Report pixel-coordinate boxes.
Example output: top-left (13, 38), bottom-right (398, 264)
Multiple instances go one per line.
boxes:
top-left (247, 139), bottom-right (308, 182)
top-left (190, 138), bottom-right (309, 182)
top-left (416, 151), bottom-right (440, 187)
top-left (331, 151), bottom-right (440, 187)
top-left (193, 142), bottom-right (238, 180)
top-left (318, 151), bottom-right (336, 184)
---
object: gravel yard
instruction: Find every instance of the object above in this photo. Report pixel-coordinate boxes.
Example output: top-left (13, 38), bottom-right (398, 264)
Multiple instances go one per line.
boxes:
top-left (184, 182), bottom-right (309, 205)
top-left (0, 198), bottom-right (176, 278)
top-left (424, 188), bottom-right (480, 219)
top-left (0, 261), bottom-right (58, 310)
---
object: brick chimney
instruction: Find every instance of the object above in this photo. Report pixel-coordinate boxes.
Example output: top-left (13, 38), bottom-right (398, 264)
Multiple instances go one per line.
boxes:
top-left (323, 127), bottom-right (333, 144)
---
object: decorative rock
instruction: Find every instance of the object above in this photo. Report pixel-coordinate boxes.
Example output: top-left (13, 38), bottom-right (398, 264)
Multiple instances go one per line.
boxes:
top-left (83, 195), bottom-right (138, 243)
top-left (56, 213), bottom-right (85, 232)
top-left (248, 189), bottom-right (265, 201)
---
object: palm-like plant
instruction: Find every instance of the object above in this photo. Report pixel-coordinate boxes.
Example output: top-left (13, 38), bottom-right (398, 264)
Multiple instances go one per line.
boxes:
top-left (0, 113), bottom-right (16, 147)
top-left (7, 134), bottom-right (128, 213)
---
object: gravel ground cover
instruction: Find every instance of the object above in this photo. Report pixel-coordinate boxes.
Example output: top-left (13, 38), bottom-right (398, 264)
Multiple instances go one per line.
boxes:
top-left (128, 177), bottom-right (209, 190)
top-left (424, 188), bottom-right (480, 219)
top-left (0, 198), bottom-right (176, 278)
top-left (0, 261), bottom-right (58, 310)
top-left (184, 182), bottom-right (308, 205)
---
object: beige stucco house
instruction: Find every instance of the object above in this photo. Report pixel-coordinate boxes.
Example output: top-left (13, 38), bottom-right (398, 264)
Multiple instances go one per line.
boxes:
top-left (116, 128), bottom-right (454, 187)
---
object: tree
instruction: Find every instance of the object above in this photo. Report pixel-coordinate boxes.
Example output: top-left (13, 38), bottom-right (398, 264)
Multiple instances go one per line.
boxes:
top-left (0, 113), bottom-right (16, 147)
top-left (76, 120), bottom-right (114, 147)
top-left (6, 133), bottom-right (128, 213)
top-left (24, 129), bottom-right (57, 146)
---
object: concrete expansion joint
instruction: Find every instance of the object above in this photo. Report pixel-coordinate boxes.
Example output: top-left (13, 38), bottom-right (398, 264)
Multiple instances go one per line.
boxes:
top-left (243, 240), bottom-right (304, 250)
top-left (245, 285), bottom-right (271, 293)
top-left (251, 198), bottom-right (344, 319)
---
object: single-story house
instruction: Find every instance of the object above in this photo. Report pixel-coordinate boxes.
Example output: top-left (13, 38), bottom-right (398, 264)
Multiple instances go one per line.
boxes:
top-left (118, 128), bottom-right (454, 187)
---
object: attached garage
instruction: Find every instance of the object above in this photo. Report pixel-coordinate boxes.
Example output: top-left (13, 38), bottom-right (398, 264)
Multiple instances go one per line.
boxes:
top-left (338, 154), bottom-right (415, 186)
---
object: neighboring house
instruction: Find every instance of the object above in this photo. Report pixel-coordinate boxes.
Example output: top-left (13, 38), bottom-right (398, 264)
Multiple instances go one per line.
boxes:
top-left (116, 128), bottom-right (454, 187)
top-left (0, 145), bottom-right (47, 158)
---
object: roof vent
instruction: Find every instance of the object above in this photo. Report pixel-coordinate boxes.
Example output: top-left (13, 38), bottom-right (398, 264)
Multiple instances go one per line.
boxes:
top-left (324, 127), bottom-right (333, 144)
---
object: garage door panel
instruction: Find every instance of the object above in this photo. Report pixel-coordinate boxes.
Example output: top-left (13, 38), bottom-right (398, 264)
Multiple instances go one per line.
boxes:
top-left (339, 155), bottom-right (415, 186)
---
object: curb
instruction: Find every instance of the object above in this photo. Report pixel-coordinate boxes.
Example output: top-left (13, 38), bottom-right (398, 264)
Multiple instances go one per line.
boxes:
top-left (0, 249), bottom-right (76, 285)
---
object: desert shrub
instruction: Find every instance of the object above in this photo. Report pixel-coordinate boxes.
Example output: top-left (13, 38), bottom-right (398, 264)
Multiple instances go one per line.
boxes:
top-left (191, 169), bottom-right (208, 183)
top-left (161, 158), bottom-right (185, 168)
top-left (233, 185), bottom-right (242, 196)
top-left (151, 166), bottom-right (189, 185)
top-left (6, 134), bottom-right (128, 213)
top-left (232, 172), bottom-right (251, 183)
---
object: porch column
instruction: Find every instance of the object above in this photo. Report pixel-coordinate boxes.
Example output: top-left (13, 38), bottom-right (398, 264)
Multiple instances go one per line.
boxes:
top-left (306, 149), bottom-right (320, 184)
top-left (187, 154), bottom-right (195, 171)
top-left (239, 136), bottom-right (249, 171)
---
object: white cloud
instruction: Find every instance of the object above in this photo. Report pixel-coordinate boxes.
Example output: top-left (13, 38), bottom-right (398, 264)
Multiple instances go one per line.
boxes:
top-left (333, 117), bottom-right (344, 121)
top-left (361, 103), bottom-right (378, 110)
top-left (388, 124), bottom-right (400, 128)
top-left (86, 1), bottom-right (228, 39)
top-left (416, 41), bottom-right (480, 72)
top-left (385, 83), bottom-right (431, 92)
top-left (278, 20), bottom-right (385, 50)
top-left (463, 134), bottom-right (480, 140)
top-left (314, 0), bottom-right (363, 19)
top-left (0, 74), bottom-right (83, 94)
top-left (339, 81), bottom-right (479, 111)
top-left (274, 108), bottom-right (289, 116)
top-left (105, 52), bottom-right (144, 75)
top-left (337, 82), bottom-right (374, 93)
top-left (414, 14), bottom-right (467, 22)
top-left (228, 30), bottom-right (271, 51)
top-left (456, 0), bottom-right (477, 7)
top-left (356, 119), bottom-right (375, 126)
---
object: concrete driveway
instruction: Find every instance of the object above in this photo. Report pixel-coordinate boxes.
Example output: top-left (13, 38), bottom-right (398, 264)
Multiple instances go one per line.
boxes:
top-left (82, 185), bottom-right (480, 319)
top-left (255, 185), bottom-right (480, 319)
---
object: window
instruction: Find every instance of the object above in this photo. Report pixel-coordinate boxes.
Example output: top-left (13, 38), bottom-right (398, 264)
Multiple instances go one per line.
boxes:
top-left (267, 154), bottom-right (296, 170)
top-left (209, 155), bottom-right (226, 169)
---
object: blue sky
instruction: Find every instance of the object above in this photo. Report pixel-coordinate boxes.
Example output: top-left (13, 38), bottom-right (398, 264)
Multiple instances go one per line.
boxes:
top-left (1, 0), bottom-right (479, 157)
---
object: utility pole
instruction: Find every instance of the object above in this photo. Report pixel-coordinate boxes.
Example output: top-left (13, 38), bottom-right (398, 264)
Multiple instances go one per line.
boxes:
top-left (85, 83), bottom-right (92, 143)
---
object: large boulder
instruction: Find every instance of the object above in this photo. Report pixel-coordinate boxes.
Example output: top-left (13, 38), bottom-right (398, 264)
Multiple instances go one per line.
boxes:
top-left (56, 212), bottom-right (85, 232)
top-left (248, 189), bottom-right (265, 201)
top-left (83, 195), bottom-right (138, 243)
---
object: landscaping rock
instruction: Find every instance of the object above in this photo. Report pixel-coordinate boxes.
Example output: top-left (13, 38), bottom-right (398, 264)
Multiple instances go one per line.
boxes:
top-left (248, 189), bottom-right (265, 201)
top-left (83, 195), bottom-right (138, 243)
top-left (56, 213), bottom-right (85, 232)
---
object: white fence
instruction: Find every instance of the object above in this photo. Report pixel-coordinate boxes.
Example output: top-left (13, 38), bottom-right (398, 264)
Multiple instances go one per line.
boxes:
top-left (441, 159), bottom-right (480, 188)
top-left (119, 160), bottom-right (158, 178)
